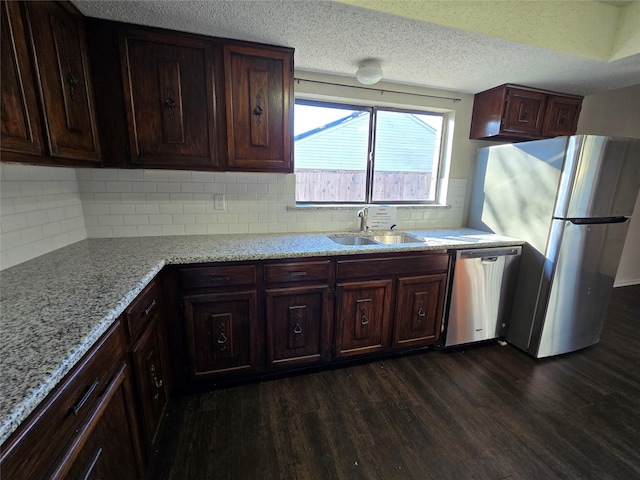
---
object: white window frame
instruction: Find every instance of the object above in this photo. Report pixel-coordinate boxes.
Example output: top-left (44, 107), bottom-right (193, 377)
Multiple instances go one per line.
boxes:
top-left (294, 92), bottom-right (454, 208)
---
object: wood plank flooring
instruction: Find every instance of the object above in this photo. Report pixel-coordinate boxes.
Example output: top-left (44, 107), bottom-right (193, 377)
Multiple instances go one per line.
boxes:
top-left (147, 285), bottom-right (640, 480)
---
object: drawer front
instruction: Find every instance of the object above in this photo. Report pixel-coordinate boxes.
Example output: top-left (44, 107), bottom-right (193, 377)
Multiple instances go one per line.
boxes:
top-left (336, 253), bottom-right (449, 280)
top-left (124, 280), bottom-right (160, 342)
top-left (179, 265), bottom-right (256, 290)
top-left (0, 320), bottom-right (127, 479)
top-left (264, 260), bottom-right (330, 285)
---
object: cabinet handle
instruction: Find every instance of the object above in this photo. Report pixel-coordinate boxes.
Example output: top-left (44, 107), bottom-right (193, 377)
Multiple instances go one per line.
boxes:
top-left (217, 324), bottom-right (228, 351)
top-left (417, 300), bottom-right (426, 323)
top-left (150, 364), bottom-right (163, 389)
top-left (165, 86), bottom-right (176, 120)
top-left (253, 94), bottom-right (263, 124)
top-left (293, 322), bottom-right (303, 335)
top-left (360, 307), bottom-right (369, 327)
top-left (72, 379), bottom-right (99, 415)
top-left (288, 271), bottom-right (307, 277)
top-left (144, 298), bottom-right (157, 316)
top-left (208, 275), bottom-right (231, 283)
top-left (81, 446), bottom-right (103, 480)
top-left (66, 70), bottom-right (79, 102)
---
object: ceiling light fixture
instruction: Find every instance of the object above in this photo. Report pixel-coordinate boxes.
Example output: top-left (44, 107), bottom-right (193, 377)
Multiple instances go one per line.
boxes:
top-left (356, 60), bottom-right (383, 85)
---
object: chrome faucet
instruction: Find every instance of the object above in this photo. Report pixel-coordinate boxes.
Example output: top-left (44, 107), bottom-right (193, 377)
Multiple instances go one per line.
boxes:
top-left (357, 207), bottom-right (369, 231)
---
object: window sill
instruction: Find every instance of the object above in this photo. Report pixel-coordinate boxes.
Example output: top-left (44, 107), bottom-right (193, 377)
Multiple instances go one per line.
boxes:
top-left (288, 203), bottom-right (452, 211)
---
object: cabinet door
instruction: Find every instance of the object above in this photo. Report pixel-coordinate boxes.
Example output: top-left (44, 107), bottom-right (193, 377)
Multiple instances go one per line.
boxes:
top-left (0, 1), bottom-right (44, 157)
top-left (183, 290), bottom-right (258, 378)
top-left (131, 319), bottom-right (168, 453)
top-left (265, 285), bottom-right (332, 368)
top-left (53, 363), bottom-right (142, 480)
top-left (25, 1), bottom-right (100, 162)
top-left (224, 45), bottom-right (293, 172)
top-left (542, 95), bottom-right (582, 137)
top-left (393, 274), bottom-right (446, 349)
top-left (502, 87), bottom-right (546, 136)
top-left (120, 29), bottom-right (221, 168)
top-left (335, 279), bottom-right (392, 357)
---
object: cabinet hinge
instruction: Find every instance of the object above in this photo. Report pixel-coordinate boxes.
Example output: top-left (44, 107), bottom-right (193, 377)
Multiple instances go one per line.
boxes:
top-left (125, 143), bottom-right (131, 161)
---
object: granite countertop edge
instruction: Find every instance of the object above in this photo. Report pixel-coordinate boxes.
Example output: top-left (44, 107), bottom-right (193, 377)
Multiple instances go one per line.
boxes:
top-left (0, 228), bottom-right (523, 445)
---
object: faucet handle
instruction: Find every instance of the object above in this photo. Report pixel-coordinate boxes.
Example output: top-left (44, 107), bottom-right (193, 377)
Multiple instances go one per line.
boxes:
top-left (357, 207), bottom-right (369, 231)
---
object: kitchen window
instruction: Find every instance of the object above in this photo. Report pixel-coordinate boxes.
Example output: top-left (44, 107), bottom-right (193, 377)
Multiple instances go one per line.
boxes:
top-left (294, 100), bottom-right (444, 204)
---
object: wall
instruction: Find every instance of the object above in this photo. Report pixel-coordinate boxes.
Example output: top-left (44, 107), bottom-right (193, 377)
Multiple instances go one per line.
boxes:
top-left (0, 163), bottom-right (87, 270)
top-left (576, 83), bottom-right (640, 286)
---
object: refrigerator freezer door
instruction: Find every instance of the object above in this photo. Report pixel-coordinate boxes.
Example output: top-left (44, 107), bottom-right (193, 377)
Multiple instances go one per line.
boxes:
top-left (554, 136), bottom-right (640, 219)
top-left (532, 219), bottom-right (630, 358)
top-left (469, 137), bottom-right (566, 254)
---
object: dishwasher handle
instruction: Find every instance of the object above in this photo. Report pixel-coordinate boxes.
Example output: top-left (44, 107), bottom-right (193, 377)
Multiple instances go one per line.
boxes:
top-left (481, 257), bottom-right (498, 263)
top-left (456, 246), bottom-right (521, 260)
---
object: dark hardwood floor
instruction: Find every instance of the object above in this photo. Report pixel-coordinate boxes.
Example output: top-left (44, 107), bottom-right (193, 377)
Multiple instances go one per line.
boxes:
top-left (147, 285), bottom-right (640, 480)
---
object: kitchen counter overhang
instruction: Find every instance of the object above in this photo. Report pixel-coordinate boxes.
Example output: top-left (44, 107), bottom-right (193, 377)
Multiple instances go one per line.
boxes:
top-left (0, 228), bottom-right (522, 444)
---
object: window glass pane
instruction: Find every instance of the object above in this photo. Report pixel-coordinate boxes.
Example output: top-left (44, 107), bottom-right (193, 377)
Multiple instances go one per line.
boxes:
top-left (372, 110), bottom-right (443, 202)
top-left (294, 103), bottom-right (370, 203)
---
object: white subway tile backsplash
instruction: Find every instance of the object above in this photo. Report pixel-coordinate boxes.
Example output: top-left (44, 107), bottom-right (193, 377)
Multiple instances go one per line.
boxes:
top-left (109, 204), bottom-right (136, 215)
top-left (159, 203), bottom-right (184, 214)
top-left (98, 215), bottom-right (124, 226)
top-left (161, 224), bottom-right (185, 235)
top-left (167, 171), bottom-right (193, 182)
top-left (116, 170), bottom-right (144, 181)
top-left (120, 193), bottom-right (147, 203)
top-left (2, 164), bottom-right (467, 269)
top-left (137, 225), bottom-right (162, 236)
top-left (1, 164), bottom-right (87, 270)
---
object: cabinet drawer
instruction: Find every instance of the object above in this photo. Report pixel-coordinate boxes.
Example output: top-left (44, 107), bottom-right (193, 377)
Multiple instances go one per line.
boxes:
top-left (124, 280), bottom-right (160, 342)
top-left (264, 260), bottom-right (330, 285)
top-left (0, 320), bottom-right (127, 479)
top-left (179, 265), bottom-right (256, 290)
top-left (336, 253), bottom-right (448, 280)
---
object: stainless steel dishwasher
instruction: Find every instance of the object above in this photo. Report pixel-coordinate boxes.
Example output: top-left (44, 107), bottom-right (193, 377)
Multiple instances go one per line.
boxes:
top-left (445, 246), bottom-right (522, 347)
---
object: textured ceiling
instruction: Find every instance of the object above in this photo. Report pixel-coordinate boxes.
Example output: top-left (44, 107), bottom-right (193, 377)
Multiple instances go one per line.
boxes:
top-left (73, 0), bottom-right (640, 96)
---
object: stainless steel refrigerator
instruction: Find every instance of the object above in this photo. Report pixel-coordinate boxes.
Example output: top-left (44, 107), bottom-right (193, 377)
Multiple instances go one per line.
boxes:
top-left (468, 135), bottom-right (640, 358)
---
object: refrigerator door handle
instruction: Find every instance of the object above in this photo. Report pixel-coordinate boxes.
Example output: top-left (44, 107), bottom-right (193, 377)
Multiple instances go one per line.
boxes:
top-left (564, 216), bottom-right (628, 225)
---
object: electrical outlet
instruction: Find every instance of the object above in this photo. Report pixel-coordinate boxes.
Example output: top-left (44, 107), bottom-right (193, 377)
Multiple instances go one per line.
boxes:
top-left (214, 194), bottom-right (225, 210)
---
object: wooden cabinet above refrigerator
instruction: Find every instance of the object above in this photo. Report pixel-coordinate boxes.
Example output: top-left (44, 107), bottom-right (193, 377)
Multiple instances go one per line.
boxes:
top-left (469, 84), bottom-right (582, 141)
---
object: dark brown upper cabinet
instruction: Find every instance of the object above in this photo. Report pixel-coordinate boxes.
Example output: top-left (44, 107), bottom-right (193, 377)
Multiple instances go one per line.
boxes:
top-left (118, 27), bottom-right (224, 169)
top-left (1, 1), bottom-right (45, 157)
top-left (1, 1), bottom-right (101, 166)
top-left (469, 84), bottom-right (582, 141)
top-left (224, 44), bottom-right (293, 172)
top-left (88, 19), bottom-right (294, 173)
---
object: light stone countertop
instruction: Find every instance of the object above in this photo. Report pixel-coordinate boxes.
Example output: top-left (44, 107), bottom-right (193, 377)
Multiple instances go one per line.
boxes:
top-left (0, 228), bottom-right (522, 444)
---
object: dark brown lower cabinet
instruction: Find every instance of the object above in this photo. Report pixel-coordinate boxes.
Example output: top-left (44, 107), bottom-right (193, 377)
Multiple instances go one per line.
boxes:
top-left (55, 363), bottom-right (141, 480)
top-left (335, 279), bottom-right (393, 357)
top-left (265, 284), bottom-right (333, 368)
top-left (131, 318), bottom-right (168, 452)
top-left (392, 274), bottom-right (447, 348)
top-left (183, 290), bottom-right (259, 379)
top-left (0, 321), bottom-right (143, 480)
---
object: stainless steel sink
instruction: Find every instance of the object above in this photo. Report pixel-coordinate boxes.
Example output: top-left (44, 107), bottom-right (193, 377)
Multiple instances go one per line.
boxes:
top-left (328, 236), bottom-right (378, 245)
top-left (370, 233), bottom-right (425, 244)
top-left (328, 232), bottom-right (426, 245)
